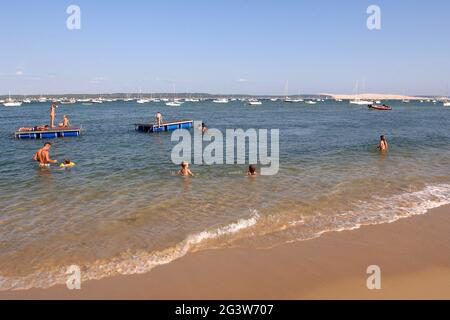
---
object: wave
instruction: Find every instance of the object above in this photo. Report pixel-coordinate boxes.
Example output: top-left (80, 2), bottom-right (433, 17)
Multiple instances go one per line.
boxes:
top-left (0, 210), bottom-right (260, 290)
top-left (282, 183), bottom-right (450, 243)
top-left (1, 184), bottom-right (449, 291)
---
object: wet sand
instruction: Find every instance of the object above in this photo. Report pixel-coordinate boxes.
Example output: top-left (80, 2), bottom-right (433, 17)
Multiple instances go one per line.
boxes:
top-left (1, 205), bottom-right (449, 300)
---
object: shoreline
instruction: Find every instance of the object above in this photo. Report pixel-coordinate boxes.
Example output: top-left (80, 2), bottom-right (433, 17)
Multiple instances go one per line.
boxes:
top-left (0, 205), bottom-right (449, 300)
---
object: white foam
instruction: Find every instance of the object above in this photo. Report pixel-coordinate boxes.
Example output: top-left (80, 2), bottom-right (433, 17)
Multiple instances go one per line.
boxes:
top-left (1, 184), bottom-right (449, 291)
top-left (0, 210), bottom-right (260, 290)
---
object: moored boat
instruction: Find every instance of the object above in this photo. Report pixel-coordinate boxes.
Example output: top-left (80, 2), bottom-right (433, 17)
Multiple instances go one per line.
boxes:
top-left (368, 104), bottom-right (392, 111)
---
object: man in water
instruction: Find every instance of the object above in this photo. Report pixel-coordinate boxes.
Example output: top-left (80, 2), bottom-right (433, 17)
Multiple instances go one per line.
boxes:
top-left (50, 102), bottom-right (57, 128)
top-left (33, 142), bottom-right (58, 167)
top-left (378, 135), bottom-right (389, 151)
top-left (155, 112), bottom-right (162, 127)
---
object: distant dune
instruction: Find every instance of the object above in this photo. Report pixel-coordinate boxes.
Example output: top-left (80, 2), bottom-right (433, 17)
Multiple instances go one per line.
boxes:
top-left (322, 93), bottom-right (425, 100)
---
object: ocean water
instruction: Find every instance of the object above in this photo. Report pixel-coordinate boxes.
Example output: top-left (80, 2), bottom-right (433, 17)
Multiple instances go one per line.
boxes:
top-left (0, 100), bottom-right (449, 290)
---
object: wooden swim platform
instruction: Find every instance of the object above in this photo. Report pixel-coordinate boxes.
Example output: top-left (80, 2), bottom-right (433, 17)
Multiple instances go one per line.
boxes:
top-left (14, 127), bottom-right (82, 139)
top-left (135, 119), bottom-right (193, 133)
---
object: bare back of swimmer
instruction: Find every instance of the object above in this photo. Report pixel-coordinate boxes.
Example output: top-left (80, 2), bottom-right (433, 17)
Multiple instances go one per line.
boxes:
top-left (33, 142), bottom-right (58, 166)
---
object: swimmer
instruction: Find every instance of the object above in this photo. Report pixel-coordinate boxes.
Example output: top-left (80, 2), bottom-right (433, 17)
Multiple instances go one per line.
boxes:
top-left (378, 135), bottom-right (389, 152)
top-left (178, 161), bottom-right (194, 177)
top-left (201, 122), bottom-right (208, 134)
top-left (247, 164), bottom-right (257, 176)
top-left (33, 142), bottom-right (58, 167)
top-left (59, 159), bottom-right (76, 168)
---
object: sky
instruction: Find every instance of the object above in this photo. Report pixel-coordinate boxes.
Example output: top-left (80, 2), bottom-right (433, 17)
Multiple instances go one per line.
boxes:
top-left (1, 0), bottom-right (450, 96)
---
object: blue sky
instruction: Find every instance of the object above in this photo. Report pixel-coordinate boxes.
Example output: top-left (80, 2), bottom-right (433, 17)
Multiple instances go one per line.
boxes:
top-left (1, 0), bottom-right (449, 95)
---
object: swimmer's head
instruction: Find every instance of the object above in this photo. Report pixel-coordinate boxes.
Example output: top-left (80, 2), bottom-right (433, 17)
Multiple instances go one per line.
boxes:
top-left (380, 135), bottom-right (385, 141)
top-left (249, 164), bottom-right (256, 174)
top-left (44, 142), bottom-right (52, 150)
top-left (64, 159), bottom-right (71, 165)
top-left (181, 161), bottom-right (189, 169)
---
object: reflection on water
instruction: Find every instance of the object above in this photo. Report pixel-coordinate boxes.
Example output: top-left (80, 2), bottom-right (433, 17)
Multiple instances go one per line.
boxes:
top-left (0, 100), bottom-right (449, 289)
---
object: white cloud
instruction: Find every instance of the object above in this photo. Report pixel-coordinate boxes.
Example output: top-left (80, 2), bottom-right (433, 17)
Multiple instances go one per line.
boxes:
top-left (16, 69), bottom-right (24, 76)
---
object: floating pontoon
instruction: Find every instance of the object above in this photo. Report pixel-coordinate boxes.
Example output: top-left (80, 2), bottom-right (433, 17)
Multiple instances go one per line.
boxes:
top-left (135, 119), bottom-right (193, 133)
top-left (15, 127), bottom-right (82, 139)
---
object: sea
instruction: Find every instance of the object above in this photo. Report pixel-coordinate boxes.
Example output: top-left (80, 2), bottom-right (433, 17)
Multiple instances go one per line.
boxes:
top-left (0, 99), bottom-right (449, 290)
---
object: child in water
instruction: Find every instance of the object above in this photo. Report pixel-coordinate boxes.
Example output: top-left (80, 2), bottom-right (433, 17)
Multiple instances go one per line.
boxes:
top-left (178, 161), bottom-right (194, 176)
top-left (247, 164), bottom-right (257, 176)
top-left (60, 159), bottom-right (76, 168)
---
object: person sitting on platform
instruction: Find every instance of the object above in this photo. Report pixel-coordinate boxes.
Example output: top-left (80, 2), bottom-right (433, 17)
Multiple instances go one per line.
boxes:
top-left (58, 115), bottom-right (71, 128)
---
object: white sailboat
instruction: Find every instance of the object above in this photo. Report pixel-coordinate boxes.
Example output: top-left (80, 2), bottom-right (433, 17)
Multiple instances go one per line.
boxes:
top-left (136, 89), bottom-right (150, 104)
top-left (166, 83), bottom-right (182, 106)
top-left (38, 96), bottom-right (48, 103)
top-left (137, 98), bottom-right (150, 104)
top-left (212, 98), bottom-right (229, 104)
top-left (349, 81), bottom-right (373, 105)
top-left (91, 98), bottom-right (103, 104)
top-left (305, 100), bottom-right (317, 105)
top-left (3, 92), bottom-right (22, 107)
top-left (60, 98), bottom-right (76, 104)
top-left (248, 98), bottom-right (262, 105)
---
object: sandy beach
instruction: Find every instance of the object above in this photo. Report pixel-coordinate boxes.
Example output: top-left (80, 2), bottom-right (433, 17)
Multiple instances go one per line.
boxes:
top-left (323, 93), bottom-right (425, 101)
top-left (1, 205), bottom-right (448, 300)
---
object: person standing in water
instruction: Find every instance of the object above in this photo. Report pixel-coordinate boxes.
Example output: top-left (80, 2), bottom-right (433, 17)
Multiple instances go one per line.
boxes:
top-left (50, 102), bottom-right (57, 128)
top-left (155, 112), bottom-right (162, 127)
top-left (178, 161), bottom-right (194, 176)
top-left (33, 142), bottom-right (58, 167)
top-left (378, 135), bottom-right (389, 151)
top-left (247, 164), bottom-right (257, 176)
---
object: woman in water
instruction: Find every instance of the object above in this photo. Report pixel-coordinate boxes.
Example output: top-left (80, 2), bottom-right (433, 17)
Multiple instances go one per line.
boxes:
top-left (378, 135), bottom-right (389, 152)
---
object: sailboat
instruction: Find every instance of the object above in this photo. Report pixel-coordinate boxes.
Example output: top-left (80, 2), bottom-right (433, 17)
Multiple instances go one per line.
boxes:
top-left (185, 94), bottom-right (200, 102)
top-left (136, 89), bottom-right (150, 104)
top-left (212, 98), bottom-right (229, 104)
top-left (247, 98), bottom-right (262, 105)
top-left (166, 83), bottom-right (182, 106)
top-left (349, 81), bottom-right (373, 105)
top-left (3, 92), bottom-right (23, 107)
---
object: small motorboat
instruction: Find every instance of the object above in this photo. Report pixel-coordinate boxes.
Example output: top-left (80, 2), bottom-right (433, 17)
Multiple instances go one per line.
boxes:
top-left (368, 104), bottom-right (392, 111)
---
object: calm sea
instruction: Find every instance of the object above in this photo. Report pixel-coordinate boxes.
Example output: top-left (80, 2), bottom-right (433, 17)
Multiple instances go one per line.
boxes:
top-left (1, 100), bottom-right (449, 289)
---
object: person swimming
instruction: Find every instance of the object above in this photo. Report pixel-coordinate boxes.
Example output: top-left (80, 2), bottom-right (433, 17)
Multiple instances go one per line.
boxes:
top-left (247, 164), bottom-right (257, 176)
top-left (178, 161), bottom-right (194, 177)
top-left (33, 142), bottom-right (58, 167)
top-left (378, 135), bottom-right (389, 151)
top-left (59, 159), bottom-right (76, 168)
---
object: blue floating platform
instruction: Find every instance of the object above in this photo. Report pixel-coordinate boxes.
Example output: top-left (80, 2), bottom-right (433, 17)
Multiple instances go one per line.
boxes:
top-left (135, 120), bottom-right (193, 133)
top-left (15, 127), bottom-right (82, 139)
